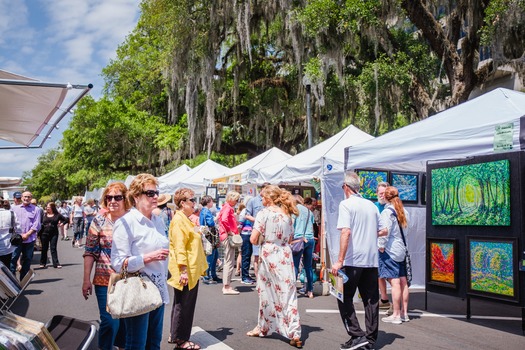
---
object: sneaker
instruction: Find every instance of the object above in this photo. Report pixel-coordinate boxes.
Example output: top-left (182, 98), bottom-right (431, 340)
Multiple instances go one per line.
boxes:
top-left (212, 277), bottom-right (223, 283)
top-left (381, 315), bottom-right (402, 325)
top-left (241, 279), bottom-right (255, 285)
top-left (298, 287), bottom-right (306, 295)
top-left (379, 300), bottom-right (391, 309)
top-left (202, 276), bottom-right (217, 285)
top-left (384, 305), bottom-right (393, 316)
top-left (401, 314), bottom-right (410, 322)
top-left (340, 336), bottom-right (369, 350)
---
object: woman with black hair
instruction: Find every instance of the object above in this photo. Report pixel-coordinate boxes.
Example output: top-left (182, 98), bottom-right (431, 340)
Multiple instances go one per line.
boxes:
top-left (40, 201), bottom-right (69, 268)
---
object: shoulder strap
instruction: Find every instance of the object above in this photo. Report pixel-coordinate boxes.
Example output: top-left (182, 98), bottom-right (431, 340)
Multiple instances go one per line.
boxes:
top-left (302, 209), bottom-right (310, 237)
top-left (386, 207), bottom-right (407, 247)
top-left (10, 211), bottom-right (15, 234)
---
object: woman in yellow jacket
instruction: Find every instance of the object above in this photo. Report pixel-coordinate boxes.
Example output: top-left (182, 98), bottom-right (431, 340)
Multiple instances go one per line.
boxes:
top-left (167, 188), bottom-right (208, 350)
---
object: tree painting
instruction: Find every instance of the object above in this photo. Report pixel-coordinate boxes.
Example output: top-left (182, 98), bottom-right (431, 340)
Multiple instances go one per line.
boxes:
top-left (391, 173), bottom-right (418, 202)
top-left (357, 170), bottom-right (388, 200)
top-left (430, 241), bottom-right (455, 286)
top-left (469, 239), bottom-right (515, 298)
top-left (431, 159), bottom-right (510, 226)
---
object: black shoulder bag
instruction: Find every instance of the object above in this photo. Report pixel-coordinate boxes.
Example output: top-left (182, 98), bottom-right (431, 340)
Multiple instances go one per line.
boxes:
top-left (387, 208), bottom-right (412, 287)
top-left (9, 211), bottom-right (23, 246)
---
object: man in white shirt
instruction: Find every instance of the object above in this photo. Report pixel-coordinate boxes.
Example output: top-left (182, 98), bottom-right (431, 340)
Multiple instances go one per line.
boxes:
top-left (332, 172), bottom-right (380, 350)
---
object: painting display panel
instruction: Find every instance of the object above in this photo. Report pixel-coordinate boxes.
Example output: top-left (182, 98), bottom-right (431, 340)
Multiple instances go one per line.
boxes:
top-left (427, 238), bottom-right (457, 288)
top-left (467, 236), bottom-right (518, 302)
top-left (390, 172), bottom-right (418, 203)
top-left (431, 159), bottom-right (510, 226)
top-left (356, 170), bottom-right (389, 200)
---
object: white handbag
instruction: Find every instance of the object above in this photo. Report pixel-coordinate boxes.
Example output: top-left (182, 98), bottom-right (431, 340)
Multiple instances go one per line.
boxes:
top-left (106, 265), bottom-right (162, 319)
top-left (228, 234), bottom-right (243, 248)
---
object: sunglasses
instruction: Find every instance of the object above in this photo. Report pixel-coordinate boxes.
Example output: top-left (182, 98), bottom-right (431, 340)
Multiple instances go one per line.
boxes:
top-left (187, 198), bottom-right (196, 203)
top-left (106, 195), bottom-right (124, 202)
top-left (142, 190), bottom-right (160, 198)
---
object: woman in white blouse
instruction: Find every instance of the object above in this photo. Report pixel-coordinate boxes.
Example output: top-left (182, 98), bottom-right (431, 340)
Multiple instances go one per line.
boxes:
top-left (111, 174), bottom-right (169, 349)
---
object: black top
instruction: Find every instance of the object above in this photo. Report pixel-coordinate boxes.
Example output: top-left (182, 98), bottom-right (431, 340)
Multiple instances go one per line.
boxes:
top-left (41, 213), bottom-right (69, 236)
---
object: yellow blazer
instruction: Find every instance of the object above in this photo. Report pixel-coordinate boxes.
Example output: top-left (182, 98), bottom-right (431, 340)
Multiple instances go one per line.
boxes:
top-left (167, 210), bottom-right (208, 291)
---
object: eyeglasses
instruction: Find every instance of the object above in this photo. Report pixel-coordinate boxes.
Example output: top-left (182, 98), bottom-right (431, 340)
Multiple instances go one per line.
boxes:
top-left (142, 190), bottom-right (160, 198)
top-left (187, 198), bottom-right (196, 203)
top-left (341, 184), bottom-right (348, 190)
top-left (106, 195), bottom-right (124, 202)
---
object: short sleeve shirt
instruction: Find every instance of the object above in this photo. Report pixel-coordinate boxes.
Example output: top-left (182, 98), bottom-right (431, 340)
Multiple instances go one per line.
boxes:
top-left (336, 195), bottom-right (380, 267)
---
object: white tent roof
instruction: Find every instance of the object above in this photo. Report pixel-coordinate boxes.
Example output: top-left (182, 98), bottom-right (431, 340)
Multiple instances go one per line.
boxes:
top-left (160, 159), bottom-right (229, 194)
top-left (213, 147), bottom-right (291, 184)
top-left (345, 88), bottom-right (525, 172)
top-left (158, 164), bottom-right (192, 183)
top-left (0, 69), bottom-right (92, 149)
top-left (259, 125), bottom-right (374, 183)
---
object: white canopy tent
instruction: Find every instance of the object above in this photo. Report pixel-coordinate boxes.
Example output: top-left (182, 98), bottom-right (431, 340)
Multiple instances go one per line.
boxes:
top-left (160, 159), bottom-right (229, 195)
top-left (158, 164), bottom-right (192, 184)
top-left (212, 147), bottom-right (291, 185)
top-left (0, 69), bottom-right (92, 149)
top-left (259, 125), bottom-right (373, 183)
top-left (340, 88), bottom-right (525, 288)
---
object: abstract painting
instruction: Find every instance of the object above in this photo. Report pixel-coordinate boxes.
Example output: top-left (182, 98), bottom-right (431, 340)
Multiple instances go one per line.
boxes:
top-left (427, 238), bottom-right (457, 288)
top-left (391, 172), bottom-right (419, 203)
top-left (356, 169), bottom-right (389, 200)
top-left (467, 236), bottom-right (518, 302)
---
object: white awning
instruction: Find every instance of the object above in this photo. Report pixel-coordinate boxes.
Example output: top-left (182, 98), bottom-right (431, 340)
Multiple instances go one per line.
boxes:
top-left (0, 69), bottom-right (92, 149)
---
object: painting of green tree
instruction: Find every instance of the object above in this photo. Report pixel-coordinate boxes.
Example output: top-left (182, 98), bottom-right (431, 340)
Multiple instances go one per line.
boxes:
top-left (469, 239), bottom-right (515, 298)
top-left (431, 159), bottom-right (510, 226)
top-left (357, 170), bottom-right (388, 200)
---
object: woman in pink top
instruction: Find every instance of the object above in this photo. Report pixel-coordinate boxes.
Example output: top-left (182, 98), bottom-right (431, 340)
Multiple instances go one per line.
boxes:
top-left (218, 191), bottom-right (241, 295)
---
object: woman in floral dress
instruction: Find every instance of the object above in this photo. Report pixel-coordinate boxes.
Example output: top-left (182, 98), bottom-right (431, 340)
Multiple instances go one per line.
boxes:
top-left (247, 185), bottom-right (302, 348)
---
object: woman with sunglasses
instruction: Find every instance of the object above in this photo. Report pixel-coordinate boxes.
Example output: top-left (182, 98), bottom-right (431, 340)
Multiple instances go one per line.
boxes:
top-left (82, 182), bottom-right (130, 350)
top-left (167, 188), bottom-right (207, 349)
top-left (111, 174), bottom-right (170, 349)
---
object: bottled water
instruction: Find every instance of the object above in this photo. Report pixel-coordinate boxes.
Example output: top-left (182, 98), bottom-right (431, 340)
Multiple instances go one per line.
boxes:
top-left (338, 269), bottom-right (349, 283)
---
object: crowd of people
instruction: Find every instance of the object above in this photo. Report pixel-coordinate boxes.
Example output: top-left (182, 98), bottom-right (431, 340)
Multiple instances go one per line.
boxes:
top-left (0, 170), bottom-right (410, 350)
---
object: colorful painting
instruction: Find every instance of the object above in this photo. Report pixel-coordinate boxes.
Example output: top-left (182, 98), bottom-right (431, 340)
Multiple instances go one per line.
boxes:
top-left (356, 170), bottom-right (389, 200)
top-left (467, 237), bottom-right (518, 302)
top-left (391, 172), bottom-right (418, 203)
top-left (431, 159), bottom-right (510, 226)
top-left (427, 238), bottom-right (457, 288)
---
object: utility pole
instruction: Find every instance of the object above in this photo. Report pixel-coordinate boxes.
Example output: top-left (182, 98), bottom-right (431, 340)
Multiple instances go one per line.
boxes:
top-left (306, 84), bottom-right (312, 148)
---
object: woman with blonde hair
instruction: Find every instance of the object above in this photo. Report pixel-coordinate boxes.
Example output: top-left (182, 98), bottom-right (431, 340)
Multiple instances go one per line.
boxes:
top-left (83, 182), bottom-right (130, 349)
top-left (217, 190), bottom-right (241, 295)
top-left (247, 185), bottom-right (302, 348)
top-left (111, 174), bottom-right (169, 349)
top-left (71, 196), bottom-right (84, 248)
top-left (378, 186), bottom-right (410, 325)
top-left (167, 188), bottom-right (208, 349)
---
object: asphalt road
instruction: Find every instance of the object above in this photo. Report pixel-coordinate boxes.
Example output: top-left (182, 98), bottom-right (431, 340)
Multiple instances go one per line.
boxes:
top-left (9, 235), bottom-right (525, 349)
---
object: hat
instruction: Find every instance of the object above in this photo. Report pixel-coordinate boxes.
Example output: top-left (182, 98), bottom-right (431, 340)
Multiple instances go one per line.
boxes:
top-left (13, 192), bottom-right (22, 199)
top-left (157, 193), bottom-right (171, 206)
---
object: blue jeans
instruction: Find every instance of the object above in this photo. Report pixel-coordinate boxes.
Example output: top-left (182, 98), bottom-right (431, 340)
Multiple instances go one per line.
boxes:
top-left (292, 238), bottom-right (315, 292)
top-left (95, 285), bottom-right (125, 350)
top-left (10, 241), bottom-right (35, 281)
top-left (123, 304), bottom-right (164, 350)
top-left (206, 248), bottom-right (218, 279)
top-left (241, 233), bottom-right (253, 280)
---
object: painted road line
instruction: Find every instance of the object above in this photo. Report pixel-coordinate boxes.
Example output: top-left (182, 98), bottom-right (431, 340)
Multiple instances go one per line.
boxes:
top-left (305, 309), bottom-right (521, 321)
top-left (191, 326), bottom-right (234, 349)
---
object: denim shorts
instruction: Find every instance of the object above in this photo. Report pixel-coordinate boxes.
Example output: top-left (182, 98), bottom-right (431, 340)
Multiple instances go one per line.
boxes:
top-left (378, 250), bottom-right (406, 279)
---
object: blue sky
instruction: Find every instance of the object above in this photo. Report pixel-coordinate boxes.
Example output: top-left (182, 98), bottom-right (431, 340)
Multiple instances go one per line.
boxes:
top-left (0, 0), bottom-right (141, 177)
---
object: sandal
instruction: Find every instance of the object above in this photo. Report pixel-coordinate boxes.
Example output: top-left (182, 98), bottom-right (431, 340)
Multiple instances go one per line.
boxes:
top-left (290, 337), bottom-right (303, 348)
top-left (174, 340), bottom-right (201, 349)
top-left (246, 326), bottom-right (261, 337)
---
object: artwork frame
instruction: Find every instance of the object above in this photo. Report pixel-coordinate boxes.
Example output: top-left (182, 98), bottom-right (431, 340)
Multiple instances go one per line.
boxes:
top-left (426, 238), bottom-right (458, 289)
top-left (466, 236), bottom-right (519, 303)
top-left (205, 186), bottom-right (217, 200)
top-left (302, 189), bottom-right (312, 199)
top-left (430, 159), bottom-right (511, 226)
top-left (421, 173), bottom-right (427, 205)
top-left (356, 169), bottom-right (389, 200)
top-left (390, 172), bottom-right (419, 203)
